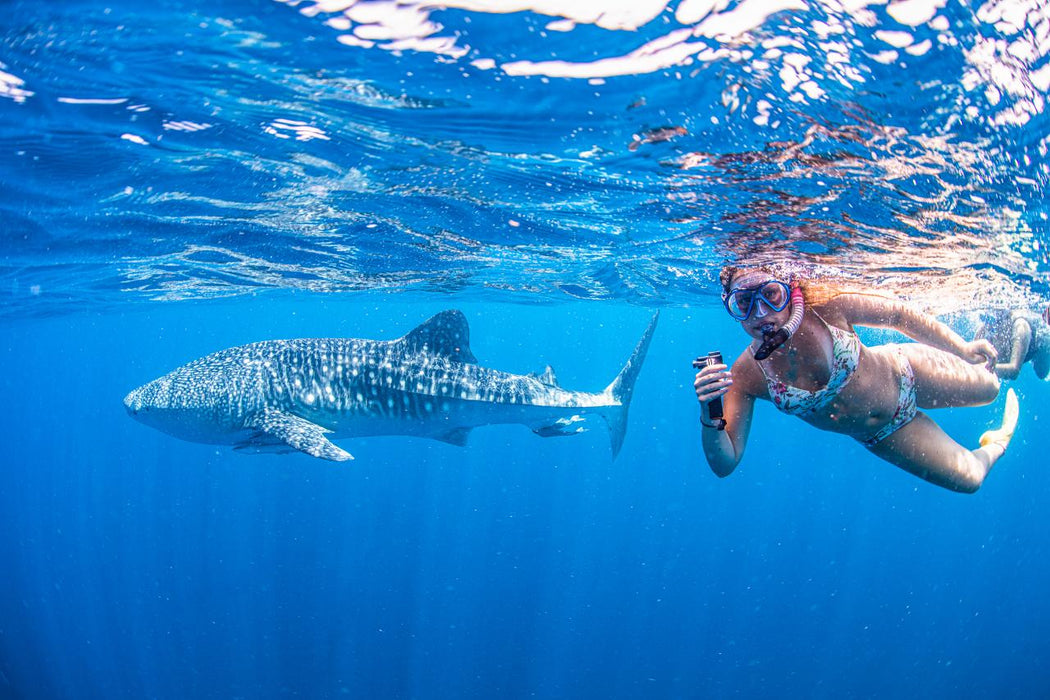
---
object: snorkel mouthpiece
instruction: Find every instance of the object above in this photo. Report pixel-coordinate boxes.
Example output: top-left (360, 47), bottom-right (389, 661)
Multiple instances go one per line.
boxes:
top-left (753, 328), bottom-right (788, 361)
top-left (753, 284), bottom-right (804, 361)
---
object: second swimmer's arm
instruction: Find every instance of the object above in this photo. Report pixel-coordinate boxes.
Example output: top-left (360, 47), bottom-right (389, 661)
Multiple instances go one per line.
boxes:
top-left (995, 318), bottom-right (1031, 379)
top-left (827, 293), bottom-right (996, 365)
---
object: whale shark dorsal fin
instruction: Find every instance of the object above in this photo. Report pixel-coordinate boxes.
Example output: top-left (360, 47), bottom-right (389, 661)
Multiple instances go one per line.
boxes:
top-left (400, 310), bottom-right (478, 364)
top-left (528, 365), bottom-right (559, 386)
top-left (244, 409), bottom-right (353, 462)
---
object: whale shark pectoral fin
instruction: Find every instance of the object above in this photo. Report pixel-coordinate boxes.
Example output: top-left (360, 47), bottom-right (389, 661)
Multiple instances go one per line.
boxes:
top-left (243, 410), bottom-right (353, 462)
top-left (532, 415), bottom-right (587, 438)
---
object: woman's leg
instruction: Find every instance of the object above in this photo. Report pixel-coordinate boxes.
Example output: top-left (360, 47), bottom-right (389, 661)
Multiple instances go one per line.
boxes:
top-left (897, 343), bottom-right (1000, 409)
top-left (867, 411), bottom-right (1009, 493)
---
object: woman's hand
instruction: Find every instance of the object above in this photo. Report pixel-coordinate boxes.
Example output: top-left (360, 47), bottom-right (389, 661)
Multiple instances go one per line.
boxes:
top-left (694, 362), bottom-right (733, 405)
top-left (961, 338), bottom-right (998, 370)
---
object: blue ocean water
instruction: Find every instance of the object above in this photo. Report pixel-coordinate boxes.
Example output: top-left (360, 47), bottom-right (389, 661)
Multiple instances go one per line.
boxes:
top-left (2, 0), bottom-right (1050, 698)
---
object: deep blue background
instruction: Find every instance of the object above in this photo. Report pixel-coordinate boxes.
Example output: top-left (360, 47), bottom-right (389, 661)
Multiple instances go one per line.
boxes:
top-left (0, 297), bottom-right (1047, 699)
top-left (2, 0), bottom-right (1048, 696)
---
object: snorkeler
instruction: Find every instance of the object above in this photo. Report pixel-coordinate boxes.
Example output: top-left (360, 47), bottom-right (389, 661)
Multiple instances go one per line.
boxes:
top-left (693, 266), bottom-right (1020, 493)
top-left (973, 307), bottom-right (1050, 381)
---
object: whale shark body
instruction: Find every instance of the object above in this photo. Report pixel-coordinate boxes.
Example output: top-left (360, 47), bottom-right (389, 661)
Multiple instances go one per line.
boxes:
top-left (124, 310), bottom-right (658, 461)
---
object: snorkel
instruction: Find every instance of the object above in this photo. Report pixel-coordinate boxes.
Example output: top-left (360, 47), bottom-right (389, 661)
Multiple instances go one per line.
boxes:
top-left (753, 282), bottom-right (804, 361)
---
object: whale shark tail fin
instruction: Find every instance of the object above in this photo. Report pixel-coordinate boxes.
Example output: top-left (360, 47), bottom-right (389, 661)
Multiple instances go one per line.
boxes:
top-left (601, 311), bottom-right (659, 459)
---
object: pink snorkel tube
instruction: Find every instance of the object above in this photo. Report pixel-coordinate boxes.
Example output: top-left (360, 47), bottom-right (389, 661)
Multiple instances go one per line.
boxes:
top-left (753, 282), bottom-right (804, 361)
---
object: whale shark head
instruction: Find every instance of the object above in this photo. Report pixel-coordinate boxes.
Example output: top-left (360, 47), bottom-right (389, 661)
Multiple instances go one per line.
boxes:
top-left (123, 375), bottom-right (229, 442)
top-left (123, 377), bottom-right (176, 427)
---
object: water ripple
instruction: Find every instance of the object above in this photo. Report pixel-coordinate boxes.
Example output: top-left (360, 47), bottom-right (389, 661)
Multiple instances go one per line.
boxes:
top-left (0, 0), bottom-right (1047, 318)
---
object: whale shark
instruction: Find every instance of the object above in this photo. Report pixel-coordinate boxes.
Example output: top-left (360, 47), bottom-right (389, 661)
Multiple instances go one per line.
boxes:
top-left (123, 310), bottom-right (658, 461)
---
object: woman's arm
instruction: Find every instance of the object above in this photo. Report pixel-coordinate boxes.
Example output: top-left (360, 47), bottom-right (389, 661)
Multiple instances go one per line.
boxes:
top-left (694, 352), bottom-right (758, 477)
top-left (823, 293), bottom-right (997, 367)
top-left (995, 318), bottom-right (1031, 380)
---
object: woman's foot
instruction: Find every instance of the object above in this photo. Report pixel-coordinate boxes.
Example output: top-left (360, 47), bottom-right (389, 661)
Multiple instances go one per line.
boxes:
top-left (980, 388), bottom-right (1020, 452)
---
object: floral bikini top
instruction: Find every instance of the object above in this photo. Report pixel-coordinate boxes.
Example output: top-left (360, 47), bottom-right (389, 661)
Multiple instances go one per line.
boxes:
top-left (756, 319), bottom-right (861, 416)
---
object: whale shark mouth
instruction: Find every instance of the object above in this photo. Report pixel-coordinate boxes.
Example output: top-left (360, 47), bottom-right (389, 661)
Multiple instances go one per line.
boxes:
top-left (123, 389), bottom-right (140, 412)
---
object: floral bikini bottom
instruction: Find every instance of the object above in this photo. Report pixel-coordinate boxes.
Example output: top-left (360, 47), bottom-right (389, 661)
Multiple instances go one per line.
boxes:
top-left (859, 344), bottom-right (918, 448)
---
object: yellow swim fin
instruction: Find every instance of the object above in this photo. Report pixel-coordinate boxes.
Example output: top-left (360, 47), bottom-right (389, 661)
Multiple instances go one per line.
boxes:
top-left (980, 388), bottom-right (1019, 452)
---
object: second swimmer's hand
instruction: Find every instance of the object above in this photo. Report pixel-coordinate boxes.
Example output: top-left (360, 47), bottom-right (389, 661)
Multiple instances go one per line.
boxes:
top-left (694, 362), bottom-right (733, 405)
top-left (962, 339), bottom-right (998, 370)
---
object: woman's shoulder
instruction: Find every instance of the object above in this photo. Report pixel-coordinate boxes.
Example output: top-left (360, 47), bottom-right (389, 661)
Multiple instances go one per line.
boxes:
top-left (809, 298), bottom-right (853, 333)
top-left (1028, 314), bottom-right (1050, 349)
top-left (730, 347), bottom-right (770, 397)
top-left (1013, 309), bottom-right (1044, 327)
top-left (812, 291), bottom-right (912, 332)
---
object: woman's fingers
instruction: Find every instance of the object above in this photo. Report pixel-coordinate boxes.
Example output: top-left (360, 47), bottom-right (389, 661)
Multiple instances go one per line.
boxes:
top-left (980, 340), bottom-right (998, 366)
top-left (965, 339), bottom-right (998, 369)
top-left (694, 364), bottom-right (733, 403)
top-left (693, 364), bottom-right (728, 388)
top-left (696, 384), bottom-right (731, 403)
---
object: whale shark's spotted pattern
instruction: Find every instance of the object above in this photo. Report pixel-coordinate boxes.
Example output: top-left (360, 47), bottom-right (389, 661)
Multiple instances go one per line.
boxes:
top-left (124, 310), bottom-right (658, 461)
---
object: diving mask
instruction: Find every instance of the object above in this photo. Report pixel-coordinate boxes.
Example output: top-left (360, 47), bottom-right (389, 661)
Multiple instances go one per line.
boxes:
top-left (722, 280), bottom-right (791, 321)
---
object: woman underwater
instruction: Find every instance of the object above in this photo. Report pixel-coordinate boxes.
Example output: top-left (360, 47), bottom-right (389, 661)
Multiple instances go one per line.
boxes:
top-left (693, 267), bottom-right (1019, 493)
top-left (974, 307), bottom-right (1050, 381)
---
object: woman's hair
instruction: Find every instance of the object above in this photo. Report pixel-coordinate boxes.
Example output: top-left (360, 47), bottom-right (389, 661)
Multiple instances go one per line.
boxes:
top-left (719, 265), bottom-right (880, 308)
